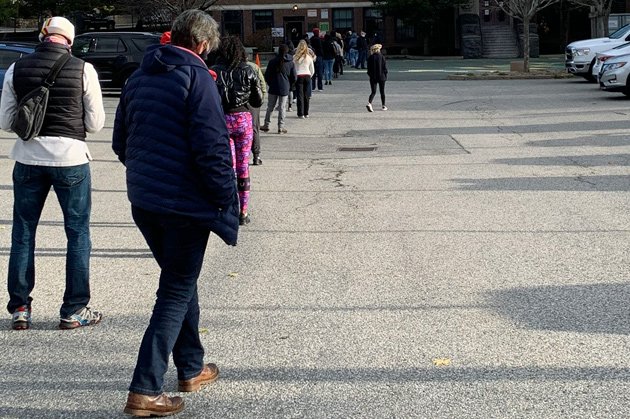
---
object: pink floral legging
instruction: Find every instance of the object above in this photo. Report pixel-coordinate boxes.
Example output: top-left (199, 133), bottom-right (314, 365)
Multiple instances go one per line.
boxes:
top-left (225, 112), bottom-right (253, 214)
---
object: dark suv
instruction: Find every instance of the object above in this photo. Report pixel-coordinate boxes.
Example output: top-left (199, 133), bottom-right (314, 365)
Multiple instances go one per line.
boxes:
top-left (71, 32), bottom-right (161, 88)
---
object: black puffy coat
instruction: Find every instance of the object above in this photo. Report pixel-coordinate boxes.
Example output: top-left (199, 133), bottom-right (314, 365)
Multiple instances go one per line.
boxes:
top-left (13, 43), bottom-right (86, 140)
top-left (211, 61), bottom-right (263, 112)
top-left (367, 52), bottom-right (387, 82)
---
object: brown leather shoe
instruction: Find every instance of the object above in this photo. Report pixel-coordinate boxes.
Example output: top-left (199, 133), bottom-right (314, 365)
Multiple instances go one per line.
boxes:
top-left (123, 392), bottom-right (184, 417)
top-left (178, 363), bottom-right (219, 392)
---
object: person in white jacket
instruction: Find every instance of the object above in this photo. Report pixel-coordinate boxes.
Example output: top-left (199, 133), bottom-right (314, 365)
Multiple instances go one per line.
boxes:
top-left (0, 16), bottom-right (105, 331)
top-left (293, 40), bottom-right (315, 119)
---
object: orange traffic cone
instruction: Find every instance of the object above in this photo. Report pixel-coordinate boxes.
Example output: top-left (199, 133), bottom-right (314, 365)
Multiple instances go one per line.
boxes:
top-left (255, 53), bottom-right (261, 67)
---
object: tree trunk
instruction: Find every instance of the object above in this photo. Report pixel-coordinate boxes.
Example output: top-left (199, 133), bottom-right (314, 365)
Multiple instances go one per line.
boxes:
top-left (596, 14), bottom-right (606, 37)
top-left (523, 15), bottom-right (530, 73)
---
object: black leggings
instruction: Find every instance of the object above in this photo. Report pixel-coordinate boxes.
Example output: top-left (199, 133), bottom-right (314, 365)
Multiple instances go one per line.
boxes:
top-left (369, 80), bottom-right (386, 106)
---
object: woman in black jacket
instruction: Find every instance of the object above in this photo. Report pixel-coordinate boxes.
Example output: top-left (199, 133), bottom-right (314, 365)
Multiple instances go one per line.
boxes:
top-left (366, 43), bottom-right (388, 112)
top-left (212, 36), bottom-right (263, 225)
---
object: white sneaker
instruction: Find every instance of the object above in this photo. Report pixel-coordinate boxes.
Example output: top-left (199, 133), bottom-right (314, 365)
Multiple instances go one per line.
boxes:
top-left (382, 106), bottom-right (388, 111)
top-left (366, 103), bottom-right (373, 112)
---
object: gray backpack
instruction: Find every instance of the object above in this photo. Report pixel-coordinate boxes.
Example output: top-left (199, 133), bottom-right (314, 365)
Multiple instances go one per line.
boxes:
top-left (11, 53), bottom-right (70, 141)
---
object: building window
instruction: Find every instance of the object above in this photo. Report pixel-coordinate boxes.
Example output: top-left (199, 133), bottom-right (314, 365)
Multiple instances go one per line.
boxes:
top-left (253, 10), bottom-right (273, 33)
top-left (395, 18), bottom-right (416, 42)
top-left (222, 10), bottom-right (243, 37)
top-left (363, 8), bottom-right (384, 41)
top-left (332, 8), bottom-right (353, 33)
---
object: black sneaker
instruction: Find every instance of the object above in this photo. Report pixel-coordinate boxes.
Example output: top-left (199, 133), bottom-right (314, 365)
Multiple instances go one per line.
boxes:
top-left (260, 125), bottom-right (269, 132)
top-left (11, 305), bottom-right (31, 330)
top-left (239, 213), bottom-right (250, 225)
top-left (252, 155), bottom-right (262, 165)
top-left (59, 306), bottom-right (102, 330)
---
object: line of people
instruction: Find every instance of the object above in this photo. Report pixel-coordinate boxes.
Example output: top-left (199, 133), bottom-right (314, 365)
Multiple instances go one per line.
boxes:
top-left (0, 11), bottom-right (390, 418)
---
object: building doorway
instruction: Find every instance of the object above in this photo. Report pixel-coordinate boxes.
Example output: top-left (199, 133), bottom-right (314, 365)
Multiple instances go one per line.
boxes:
top-left (479, 0), bottom-right (508, 25)
top-left (284, 18), bottom-right (304, 44)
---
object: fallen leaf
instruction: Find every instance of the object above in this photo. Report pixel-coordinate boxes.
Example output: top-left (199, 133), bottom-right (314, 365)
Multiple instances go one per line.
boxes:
top-left (228, 272), bottom-right (238, 278)
top-left (199, 328), bottom-right (209, 334)
top-left (432, 358), bottom-right (451, 367)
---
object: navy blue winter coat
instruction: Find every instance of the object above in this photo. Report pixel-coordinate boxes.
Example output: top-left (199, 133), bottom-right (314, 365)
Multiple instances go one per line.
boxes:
top-left (112, 44), bottom-right (239, 245)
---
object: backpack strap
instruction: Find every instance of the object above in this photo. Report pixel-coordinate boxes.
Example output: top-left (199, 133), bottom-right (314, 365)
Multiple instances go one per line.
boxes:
top-left (43, 53), bottom-right (71, 88)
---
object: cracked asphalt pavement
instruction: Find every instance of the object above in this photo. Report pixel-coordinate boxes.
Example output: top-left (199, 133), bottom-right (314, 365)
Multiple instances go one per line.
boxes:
top-left (0, 62), bottom-right (629, 418)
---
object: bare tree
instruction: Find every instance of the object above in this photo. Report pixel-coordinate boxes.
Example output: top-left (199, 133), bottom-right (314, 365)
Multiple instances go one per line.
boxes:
top-left (114, 0), bottom-right (220, 29)
top-left (161, 0), bottom-right (221, 14)
top-left (495, 0), bottom-right (559, 72)
top-left (568, 0), bottom-right (612, 37)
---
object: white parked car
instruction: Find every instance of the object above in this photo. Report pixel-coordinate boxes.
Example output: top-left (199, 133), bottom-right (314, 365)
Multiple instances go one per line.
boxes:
top-left (599, 53), bottom-right (630, 95)
top-left (592, 42), bottom-right (630, 79)
top-left (566, 24), bottom-right (630, 81)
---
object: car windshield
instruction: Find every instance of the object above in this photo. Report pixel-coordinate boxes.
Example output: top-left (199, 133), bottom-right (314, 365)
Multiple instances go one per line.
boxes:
top-left (609, 24), bottom-right (630, 39)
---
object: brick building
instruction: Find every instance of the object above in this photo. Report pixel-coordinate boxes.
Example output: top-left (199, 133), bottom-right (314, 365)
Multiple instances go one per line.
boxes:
top-left (207, 1), bottom-right (421, 54)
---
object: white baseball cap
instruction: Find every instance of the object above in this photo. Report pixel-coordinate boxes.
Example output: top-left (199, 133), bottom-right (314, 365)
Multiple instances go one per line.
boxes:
top-left (39, 16), bottom-right (75, 45)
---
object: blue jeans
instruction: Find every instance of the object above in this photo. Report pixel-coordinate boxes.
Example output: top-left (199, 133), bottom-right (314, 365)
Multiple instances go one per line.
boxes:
top-left (323, 59), bottom-right (334, 81)
top-left (7, 162), bottom-right (91, 318)
top-left (129, 206), bottom-right (211, 395)
top-left (312, 57), bottom-right (324, 90)
top-left (349, 49), bottom-right (358, 67)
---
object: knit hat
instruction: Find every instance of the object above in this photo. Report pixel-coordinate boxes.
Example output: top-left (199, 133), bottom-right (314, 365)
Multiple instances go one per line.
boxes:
top-left (160, 31), bottom-right (171, 45)
top-left (312, 28), bottom-right (320, 35)
top-left (39, 16), bottom-right (75, 45)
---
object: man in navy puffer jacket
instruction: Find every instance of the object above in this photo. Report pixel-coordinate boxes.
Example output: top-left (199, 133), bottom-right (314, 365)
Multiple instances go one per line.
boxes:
top-left (112, 10), bottom-right (238, 417)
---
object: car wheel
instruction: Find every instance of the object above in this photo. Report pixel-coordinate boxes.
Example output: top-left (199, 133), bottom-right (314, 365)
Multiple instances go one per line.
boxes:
top-left (623, 79), bottom-right (630, 96)
top-left (583, 59), bottom-right (596, 82)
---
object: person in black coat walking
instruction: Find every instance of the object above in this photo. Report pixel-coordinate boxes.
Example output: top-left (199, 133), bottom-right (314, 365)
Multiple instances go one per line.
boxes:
top-left (355, 31), bottom-right (368, 69)
top-left (309, 28), bottom-right (324, 91)
top-left (366, 43), bottom-right (388, 112)
top-left (261, 44), bottom-right (296, 134)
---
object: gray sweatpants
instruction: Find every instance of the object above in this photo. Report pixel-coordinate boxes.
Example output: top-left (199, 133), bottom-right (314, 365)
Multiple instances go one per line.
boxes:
top-left (264, 94), bottom-right (288, 129)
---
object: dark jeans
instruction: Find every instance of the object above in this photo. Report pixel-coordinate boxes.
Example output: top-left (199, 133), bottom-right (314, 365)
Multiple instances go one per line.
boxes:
top-left (369, 80), bottom-right (386, 106)
top-left (7, 162), bottom-right (91, 318)
top-left (129, 206), bottom-right (210, 396)
top-left (312, 57), bottom-right (324, 90)
top-left (296, 76), bottom-right (311, 117)
top-left (250, 105), bottom-right (261, 156)
top-left (357, 50), bottom-right (367, 69)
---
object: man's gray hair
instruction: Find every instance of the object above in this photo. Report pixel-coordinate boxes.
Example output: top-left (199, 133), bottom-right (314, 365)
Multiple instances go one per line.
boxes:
top-left (170, 9), bottom-right (220, 52)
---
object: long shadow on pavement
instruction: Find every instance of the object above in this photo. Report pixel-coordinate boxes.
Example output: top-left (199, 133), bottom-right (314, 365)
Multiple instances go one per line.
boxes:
top-left (486, 283), bottom-right (630, 335)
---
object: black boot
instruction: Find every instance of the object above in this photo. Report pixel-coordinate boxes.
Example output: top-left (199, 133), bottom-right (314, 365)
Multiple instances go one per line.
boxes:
top-left (253, 154), bottom-right (262, 165)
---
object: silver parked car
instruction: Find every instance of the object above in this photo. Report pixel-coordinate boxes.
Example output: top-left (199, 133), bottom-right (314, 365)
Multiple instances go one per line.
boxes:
top-left (599, 53), bottom-right (630, 95)
top-left (592, 41), bottom-right (630, 80)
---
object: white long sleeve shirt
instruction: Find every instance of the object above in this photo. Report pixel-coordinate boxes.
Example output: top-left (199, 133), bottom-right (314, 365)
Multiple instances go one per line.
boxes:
top-left (294, 55), bottom-right (315, 77)
top-left (0, 61), bottom-right (106, 167)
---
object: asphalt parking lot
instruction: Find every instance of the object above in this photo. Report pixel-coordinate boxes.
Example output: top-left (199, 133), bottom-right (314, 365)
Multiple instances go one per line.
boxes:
top-left (0, 61), bottom-right (629, 418)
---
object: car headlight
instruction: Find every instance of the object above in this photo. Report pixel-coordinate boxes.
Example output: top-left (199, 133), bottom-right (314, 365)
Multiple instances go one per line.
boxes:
top-left (603, 62), bottom-right (627, 71)
top-left (572, 47), bottom-right (591, 56)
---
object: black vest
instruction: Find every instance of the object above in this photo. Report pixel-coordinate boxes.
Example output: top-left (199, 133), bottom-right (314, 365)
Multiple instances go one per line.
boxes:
top-left (13, 43), bottom-right (86, 140)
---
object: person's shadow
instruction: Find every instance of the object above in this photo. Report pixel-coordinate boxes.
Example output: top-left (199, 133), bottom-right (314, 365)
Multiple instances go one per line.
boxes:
top-left (487, 283), bottom-right (630, 335)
